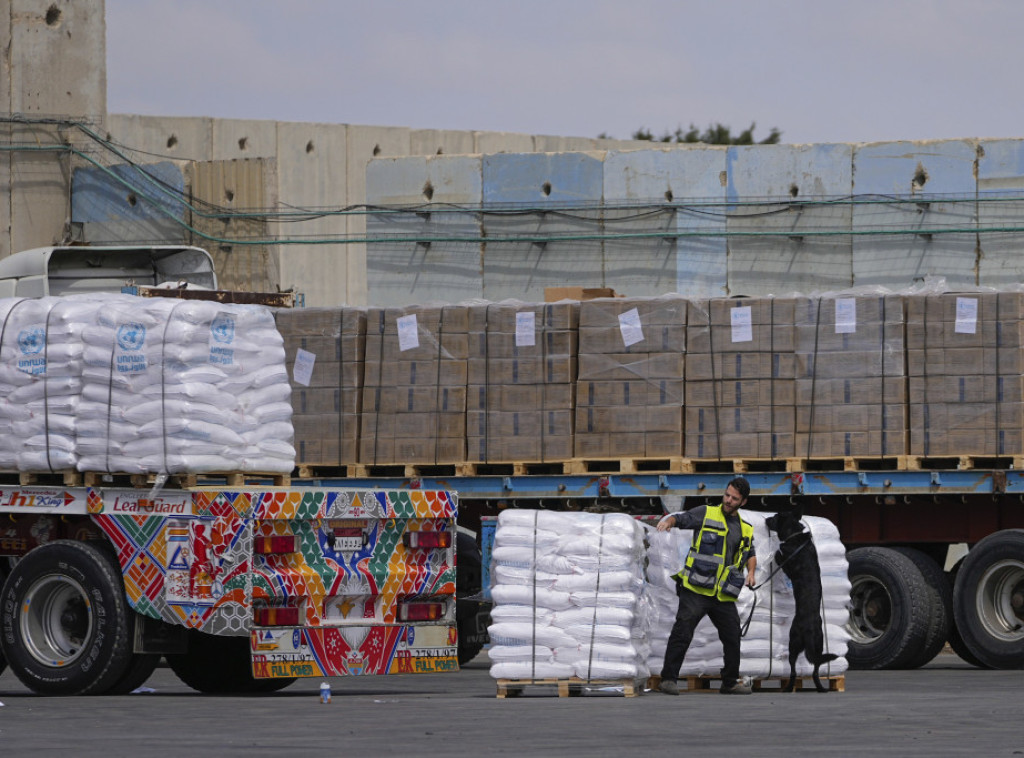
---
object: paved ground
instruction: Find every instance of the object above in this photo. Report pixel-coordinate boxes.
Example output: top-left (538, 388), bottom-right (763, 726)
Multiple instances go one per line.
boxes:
top-left (0, 652), bottom-right (1020, 757)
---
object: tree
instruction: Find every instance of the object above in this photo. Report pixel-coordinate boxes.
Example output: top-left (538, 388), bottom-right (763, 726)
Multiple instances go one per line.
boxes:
top-left (627, 122), bottom-right (782, 145)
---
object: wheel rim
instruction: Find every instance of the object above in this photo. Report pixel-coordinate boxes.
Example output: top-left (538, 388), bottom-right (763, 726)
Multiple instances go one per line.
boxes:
top-left (974, 559), bottom-right (1024, 642)
top-left (19, 573), bottom-right (93, 667)
top-left (847, 574), bottom-right (893, 643)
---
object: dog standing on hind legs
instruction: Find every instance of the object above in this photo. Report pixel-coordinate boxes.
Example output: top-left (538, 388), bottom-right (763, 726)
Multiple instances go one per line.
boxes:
top-left (765, 509), bottom-right (838, 692)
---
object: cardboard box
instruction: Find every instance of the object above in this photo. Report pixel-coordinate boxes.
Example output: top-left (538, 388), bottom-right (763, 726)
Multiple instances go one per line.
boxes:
top-left (545, 286), bottom-right (620, 302)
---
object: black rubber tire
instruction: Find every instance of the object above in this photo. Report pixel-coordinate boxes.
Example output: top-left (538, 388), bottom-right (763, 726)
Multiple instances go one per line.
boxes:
top-left (946, 560), bottom-right (990, 668)
top-left (456, 531), bottom-right (486, 666)
top-left (892, 547), bottom-right (953, 668)
top-left (0, 540), bottom-right (134, 695)
top-left (952, 529), bottom-right (1024, 669)
top-left (103, 653), bottom-right (162, 695)
top-left (0, 559), bottom-right (8, 676)
top-left (845, 546), bottom-right (932, 670)
top-left (167, 630), bottom-right (296, 694)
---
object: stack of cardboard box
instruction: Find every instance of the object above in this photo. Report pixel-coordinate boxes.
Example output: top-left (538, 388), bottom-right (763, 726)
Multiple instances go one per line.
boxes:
top-left (276, 307), bottom-right (366, 467)
top-left (794, 294), bottom-right (907, 458)
top-left (684, 297), bottom-right (796, 459)
top-left (574, 295), bottom-right (686, 458)
top-left (360, 305), bottom-right (469, 464)
top-left (907, 292), bottom-right (1023, 457)
top-left (466, 301), bottom-right (578, 462)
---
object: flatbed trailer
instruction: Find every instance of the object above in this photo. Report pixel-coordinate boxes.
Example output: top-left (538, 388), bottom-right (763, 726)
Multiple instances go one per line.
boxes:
top-left (0, 478), bottom-right (459, 695)
top-left (297, 463), bottom-right (1024, 672)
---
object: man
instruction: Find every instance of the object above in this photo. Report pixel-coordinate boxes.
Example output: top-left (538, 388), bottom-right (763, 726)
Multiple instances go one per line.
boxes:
top-left (656, 477), bottom-right (757, 695)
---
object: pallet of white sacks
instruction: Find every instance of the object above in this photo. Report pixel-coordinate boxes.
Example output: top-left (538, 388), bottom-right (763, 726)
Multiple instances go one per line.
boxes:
top-left (647, 674), bottom-right (845, 694)
top-left (496, 676), bottom-right (646, 698)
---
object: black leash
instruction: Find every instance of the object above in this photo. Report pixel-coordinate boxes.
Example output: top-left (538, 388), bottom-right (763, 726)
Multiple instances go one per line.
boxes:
top-left (740, 531), bottom-right (812, 638)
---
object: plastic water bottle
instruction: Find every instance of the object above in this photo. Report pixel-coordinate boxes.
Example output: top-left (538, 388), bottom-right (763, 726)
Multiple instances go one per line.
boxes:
top-left (320, 681), bottom-right (331, 704)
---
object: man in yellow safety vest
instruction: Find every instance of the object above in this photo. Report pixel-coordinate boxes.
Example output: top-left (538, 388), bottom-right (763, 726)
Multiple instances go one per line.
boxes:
top-left (656, 476), bottom-right (757, 695)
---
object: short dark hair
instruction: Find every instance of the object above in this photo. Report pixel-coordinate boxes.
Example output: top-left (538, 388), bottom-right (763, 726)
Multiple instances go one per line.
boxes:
top-left (726, 476), bottom-right (750, 501)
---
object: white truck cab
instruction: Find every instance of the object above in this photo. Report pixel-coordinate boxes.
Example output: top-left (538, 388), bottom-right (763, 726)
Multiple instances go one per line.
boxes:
top-left (0, 245), bottom-right (217, 297)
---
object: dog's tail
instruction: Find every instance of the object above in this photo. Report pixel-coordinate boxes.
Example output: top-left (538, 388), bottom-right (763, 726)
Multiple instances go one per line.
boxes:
top-left (811, 653), bottom-right (839, 665)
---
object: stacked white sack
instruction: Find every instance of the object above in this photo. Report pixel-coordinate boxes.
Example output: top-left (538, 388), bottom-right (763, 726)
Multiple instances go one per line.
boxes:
top-left (645, 511), bottom-right (851, 679)
top-left (0, 297), bottom-right (96, 470)
top-left (76, 295), bottom-right (294, 474)
top-left (488, 509), bottom-right (652, 682)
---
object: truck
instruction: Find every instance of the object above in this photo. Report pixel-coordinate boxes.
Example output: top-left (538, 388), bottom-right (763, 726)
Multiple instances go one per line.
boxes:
top-left (0, 246), bottom-right (466, 695)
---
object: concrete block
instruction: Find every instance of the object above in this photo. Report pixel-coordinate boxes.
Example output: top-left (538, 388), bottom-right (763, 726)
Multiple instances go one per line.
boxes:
top-left (725, 143), bottom-right (853, 296)
top-left (977, 139), bottom-right (1024, 286)
top-left (483, 152), bottom-right (606, 301)
top-left (411, 129), bottom-right (476, 157)
top-left (105, 114), bottom-right (214, 162)
top-left (852, 140), bottom-right (978, 288)
top-left (4, 122), bottom-right (70, 256)
top-left (366, 155), bottom-right (484, 305)
top-left (474, 131), bottom-right (535, 154)
top-left (8, 0), bottom-right (105, 117)
top-left (212, 118), bottom-right (278, 160)
top-left (534, 135), bottom-right (601, 152)
top-left (72, 160), bottom-right (189, 244)
top-left (604, 147), bottom-right (728, 297)
top-left (275, 121), bottom-right (349, 307)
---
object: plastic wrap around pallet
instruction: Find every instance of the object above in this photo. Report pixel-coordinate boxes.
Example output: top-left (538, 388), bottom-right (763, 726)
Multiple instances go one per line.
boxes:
top-left (645, 511), bottom-right (851, 679)
top-left (487, 509), bottom-right (653, 682)
top-left (0, 294), bottom-right (295, 475)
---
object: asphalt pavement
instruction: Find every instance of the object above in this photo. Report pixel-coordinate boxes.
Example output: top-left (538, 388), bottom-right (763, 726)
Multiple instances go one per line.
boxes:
top-left (0, 652), bottom-right (1021, 757)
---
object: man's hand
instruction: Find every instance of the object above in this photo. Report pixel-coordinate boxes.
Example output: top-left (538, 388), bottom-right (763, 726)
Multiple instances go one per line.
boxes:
top-left (746, 568), bottom-right (757, 588)
top-left (657, 515), bottom-right (677, 531)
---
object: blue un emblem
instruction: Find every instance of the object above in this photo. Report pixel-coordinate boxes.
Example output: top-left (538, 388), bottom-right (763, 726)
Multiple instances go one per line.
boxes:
top-left (17, 328), bottom-right (45, 355)
top-left (211, 314), bottom-right (235, 344)
top-left (117, 322), bottom-right (146, 351)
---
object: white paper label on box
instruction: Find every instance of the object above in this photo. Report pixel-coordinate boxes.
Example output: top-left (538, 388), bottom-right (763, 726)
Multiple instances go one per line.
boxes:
top-left (955, 297), bottom-right (978, 334)
top-left (618, 308), bottom-right (645, 347)
top-left (515, 311), bottom-right (536, 347)
top-left (835, 298), bottom-right (857, 334)
top-left (293, 348), bottom-right (315, 387)
top-left (731, 306), bottom-right (753, 343)
top-left (397, 314), bottom-right (419, 351)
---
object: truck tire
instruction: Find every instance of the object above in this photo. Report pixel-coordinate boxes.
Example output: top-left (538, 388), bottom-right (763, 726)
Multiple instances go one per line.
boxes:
top-left (0, 559), bottom-right (8, 676)
top-left (168, 629), bottom-right (296, 694)
top-left (946, 560), bottom-right (989, 668)
top-left (845, 547), bottom-right (932, 669)
top-left (0, 540), bottom-right (134, 695)
top-left (891, 547), bottom-right (952, 668)
top-left (456, 531), bottom-right (486, 666)
top-left (103, 653), bottom-right (162, 695)
top-left (952, 529), bottom-right (1024, 669)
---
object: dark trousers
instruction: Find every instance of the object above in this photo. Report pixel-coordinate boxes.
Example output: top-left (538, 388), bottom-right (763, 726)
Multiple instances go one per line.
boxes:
top-left (660, 584), bottom-right (742, 686)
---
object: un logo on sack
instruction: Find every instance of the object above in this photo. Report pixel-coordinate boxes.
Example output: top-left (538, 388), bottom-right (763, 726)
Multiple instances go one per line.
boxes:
top-left (117, 322), bottom-right (146, 351)
top-left (211, 313), bottom-right (235, 344)
top-left (17, 327), bottom-right (45, 355)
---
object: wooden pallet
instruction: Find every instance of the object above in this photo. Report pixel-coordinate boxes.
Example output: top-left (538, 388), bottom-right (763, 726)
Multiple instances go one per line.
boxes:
top-left (785, 456), bottom-right (903, 473)
top-left (647, 674), bottom-right (844, 694)
top-left (565, 457), bottom-right (689, 475)
top-left (683, 458), bottom-right (790, 474)
top-left (11, 469), bottom-right (82, 487)
top-left (496, 677), bottom-right (644, 698)
top-left (898, 455), bottom-right (1024, 471)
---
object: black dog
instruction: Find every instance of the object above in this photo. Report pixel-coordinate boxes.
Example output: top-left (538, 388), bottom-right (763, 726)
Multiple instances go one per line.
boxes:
top-left (764, 509), bottom-right (838, 692)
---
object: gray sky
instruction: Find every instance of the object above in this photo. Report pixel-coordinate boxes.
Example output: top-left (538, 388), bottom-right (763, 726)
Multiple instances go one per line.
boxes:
top-left (105, 0), bottom-right (1024, 146)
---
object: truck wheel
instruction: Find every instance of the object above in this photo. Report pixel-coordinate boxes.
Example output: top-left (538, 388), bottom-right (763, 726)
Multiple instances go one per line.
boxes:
top-left (952, 529), bottom-right (1024, 669)
top-left (168, 629), bottom-right (296, 693)
top-left (102, 653), bottom-right (162, 695)
top-left (845, 547), bottom-right (931, 669)
top-left (946, 560), bottom-right (989, 668)
top-left (456, 531), bottom-right (486, 666)
top-left (891, 547), bottom-right (952, 668)
top-left (0, 540), bottom-right (133, 695)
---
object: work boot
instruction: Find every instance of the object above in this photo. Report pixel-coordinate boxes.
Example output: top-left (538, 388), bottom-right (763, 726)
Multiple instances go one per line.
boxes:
top-left (658, 679), bottom-right (679, 695)
top-left (720, 680), bottom-right (752, 695)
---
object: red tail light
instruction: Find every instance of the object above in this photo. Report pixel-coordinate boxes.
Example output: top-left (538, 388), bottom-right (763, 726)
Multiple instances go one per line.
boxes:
top-left (398, 601), bottom-right (444, 621)
top-left (254, 535), bottom-right (297, 554)
top-left (403, 531), bottom-right (452, 549)
top-left (253, 606), bottom-right (301, 626)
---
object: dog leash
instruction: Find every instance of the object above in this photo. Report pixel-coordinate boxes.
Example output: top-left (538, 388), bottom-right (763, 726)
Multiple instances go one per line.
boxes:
top-left (740, 531), bottom-right (813, 638)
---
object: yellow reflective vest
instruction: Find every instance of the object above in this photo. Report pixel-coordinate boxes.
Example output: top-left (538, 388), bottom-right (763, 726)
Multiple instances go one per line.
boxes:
top-left (676, 504), bottom-right (754, 602)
